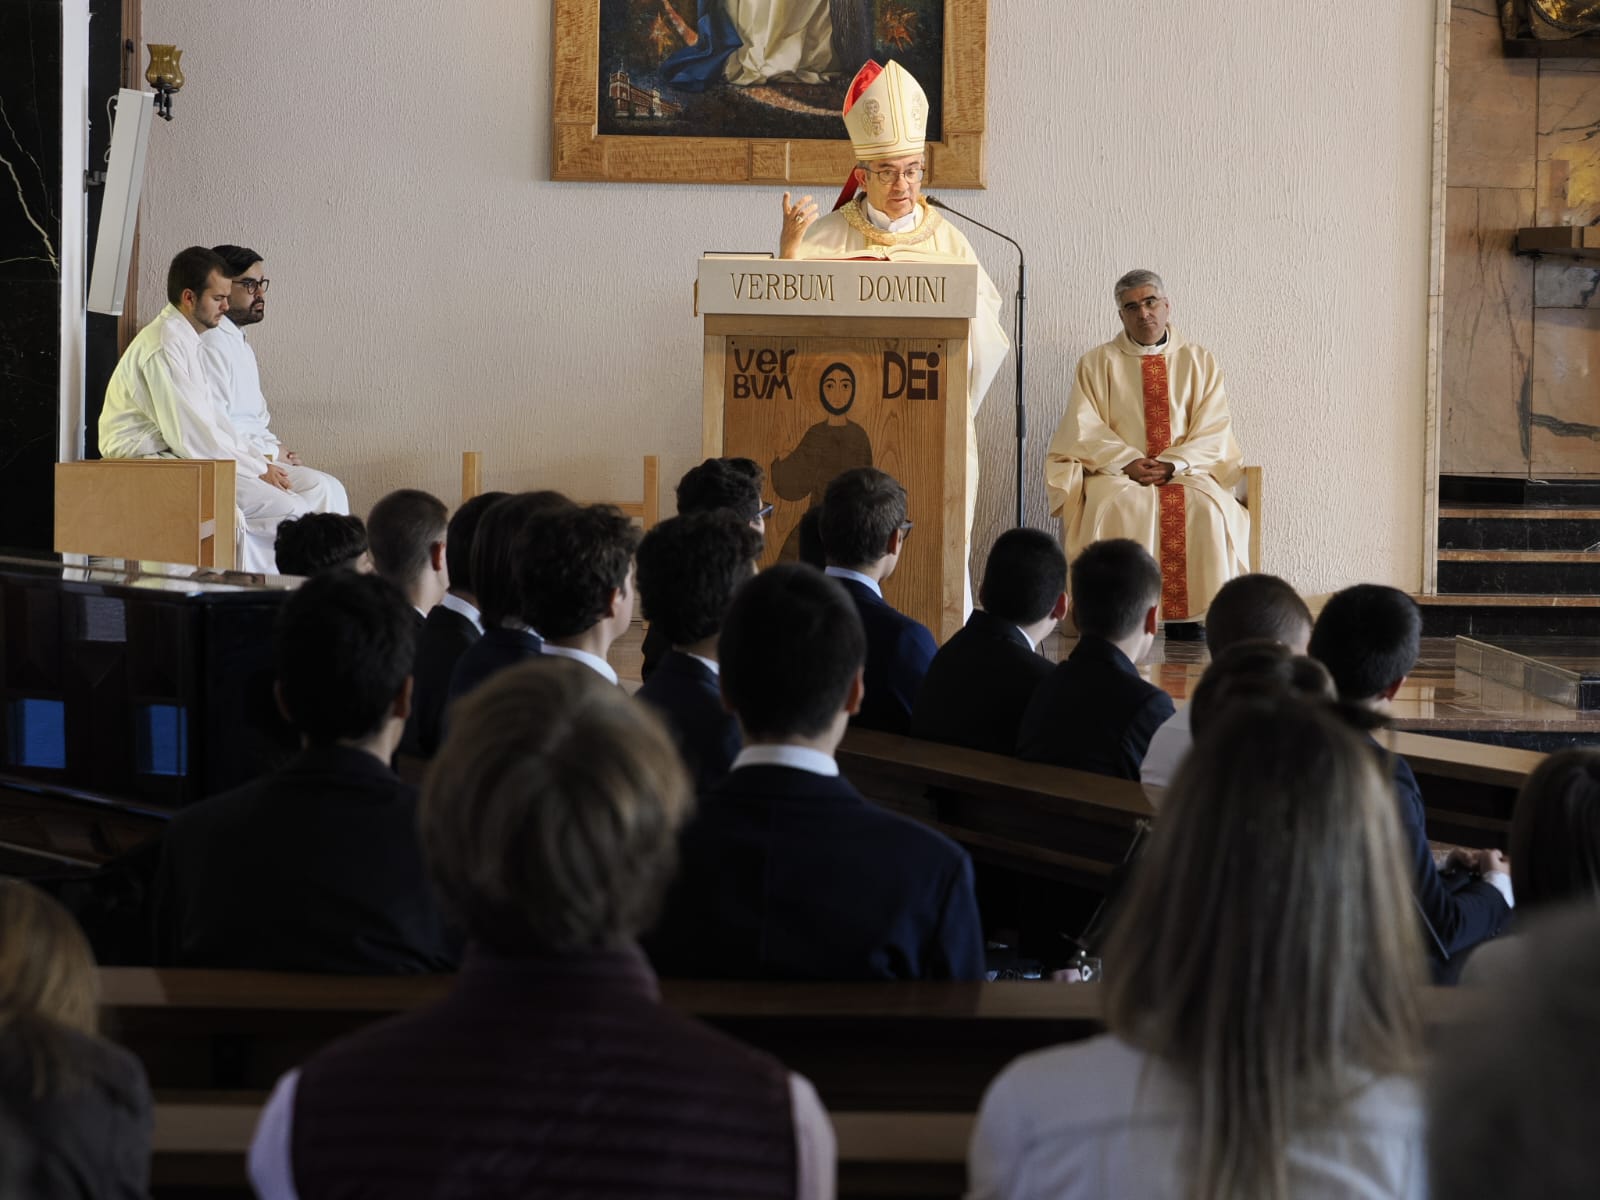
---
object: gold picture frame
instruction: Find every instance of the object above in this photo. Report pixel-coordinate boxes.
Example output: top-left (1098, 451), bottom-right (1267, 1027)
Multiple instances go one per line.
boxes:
top-left (551, 0), bottom-right (989, 187)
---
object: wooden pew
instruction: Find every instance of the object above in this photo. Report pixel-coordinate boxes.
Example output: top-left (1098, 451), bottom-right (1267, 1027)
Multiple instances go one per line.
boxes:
top-left (1385, 729), bottom-right (1543, 847)
top-left (836, 729), bottom-right (1153, 889)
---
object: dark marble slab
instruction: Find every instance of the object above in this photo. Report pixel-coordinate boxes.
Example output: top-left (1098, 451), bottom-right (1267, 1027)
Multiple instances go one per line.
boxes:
top-left (0, 0), bottom-right (64, 551)
top-left (1439, 515), bottom-right (1600, 551)
top-left (1438, 560), bottom-right (1600, 594)
top-left (1441, 475), bottom-right (1600, 507)
top-left (1419, 602), bottom-right (1600, 638)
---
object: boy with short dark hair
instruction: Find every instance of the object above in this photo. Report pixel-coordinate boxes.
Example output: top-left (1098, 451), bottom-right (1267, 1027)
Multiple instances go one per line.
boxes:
top-left (516, 503), bottom-right (640, 684)
top-left (1141, 572), bottom-right (1314, 793)
top-left (634, 511), bottom-right (762, 789)
top-left (646, 564), bottom-right (986, 981)
top-left (366, 489), bottom-right (449, 621)
top-left (819, 467), bottom-right (936, 734)
top-left (912, 528), bottom-right (1067, 754)
top-left (1309, 584), bottom-right (1511, 974)
top-left (273, 513), bottom-right (370, 577)
top-left (152, 572), bottom-right (456, 972)
top-left (1016, 538), bottom-right (1174, 776)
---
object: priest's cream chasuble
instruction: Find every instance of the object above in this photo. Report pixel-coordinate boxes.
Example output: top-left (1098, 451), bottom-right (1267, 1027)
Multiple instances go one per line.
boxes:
top-left (797, 198), bottom-right (1010, 546)
top-left (1045, 328), bottom-right (1248, 621)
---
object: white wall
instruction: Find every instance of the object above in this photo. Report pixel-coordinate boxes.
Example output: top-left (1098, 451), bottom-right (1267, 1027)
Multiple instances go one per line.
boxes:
top-left (138, 0), bottom-right (1436, 595)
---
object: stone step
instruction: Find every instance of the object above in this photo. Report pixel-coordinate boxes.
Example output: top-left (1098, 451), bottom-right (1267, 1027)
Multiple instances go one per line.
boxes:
top-left (1437, 553), bottom-right (1600, 596)
top-left (1456, 636), bottom-right (1600, 710)
top-left (1438, 512), bottom-right (1600, 552)
top-left (1415, 593), bottom-right (1600, 637)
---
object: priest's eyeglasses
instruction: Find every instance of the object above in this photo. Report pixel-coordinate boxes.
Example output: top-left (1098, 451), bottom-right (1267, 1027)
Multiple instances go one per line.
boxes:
top-left (235, 277), bottom-right (271, 295)
top-left (1119, 295), bottom-right (1165, 314)
top-left (865, 165), bottom-right (925, 184)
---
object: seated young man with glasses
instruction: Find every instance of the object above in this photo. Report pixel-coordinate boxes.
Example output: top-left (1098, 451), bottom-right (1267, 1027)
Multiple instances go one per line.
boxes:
top-left (820, 467), bottom-right (935, 735)
top-left (777, 60), bottom-right (1010, 595)
top-left (200, 244), bottom-right (350, 518)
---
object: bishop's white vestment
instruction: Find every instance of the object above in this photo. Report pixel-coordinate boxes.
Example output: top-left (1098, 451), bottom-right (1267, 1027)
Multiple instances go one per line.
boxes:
top-left (200, 318), bottom-right (349, 516)
top-left (796, 197), bottom-right (1010, 561)
top-left (99, 304), bottom-right (311, 573)
top-left (1045, 327), bottom-right (1248, 621)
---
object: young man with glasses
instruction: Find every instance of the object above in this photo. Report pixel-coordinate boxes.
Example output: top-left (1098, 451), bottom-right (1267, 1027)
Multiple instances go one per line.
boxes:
top-left (776, 60), bottom-right (1010, 601)
top-left (200, 244), bottom-right (350, 517)
top-left (1044, 269), bottom-right (1250, 640)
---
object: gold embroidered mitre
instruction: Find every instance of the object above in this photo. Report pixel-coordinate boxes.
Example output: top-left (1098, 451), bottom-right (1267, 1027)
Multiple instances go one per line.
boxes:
top-left (842, 60), bottom-right (928, 161)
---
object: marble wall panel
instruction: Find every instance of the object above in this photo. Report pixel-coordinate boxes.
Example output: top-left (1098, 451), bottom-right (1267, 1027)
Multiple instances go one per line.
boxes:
top-left (1449, 0), bottom-right (1539, 189)
top-left (1535, 261), bottom-right (1600, 307)
top-left (1442, 186), bottom-right (1537, 475)
top-left (1536, 63), bottom-right (1600, 226)
top-left (1531, 307), bottom-right (1600, 474)
top-left (0, 0), bottom-right (64, 551)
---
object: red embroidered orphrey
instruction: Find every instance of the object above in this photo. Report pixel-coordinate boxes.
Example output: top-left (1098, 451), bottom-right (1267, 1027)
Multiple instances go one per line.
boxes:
top-left (1140, 353), bottom-right (1190, 620)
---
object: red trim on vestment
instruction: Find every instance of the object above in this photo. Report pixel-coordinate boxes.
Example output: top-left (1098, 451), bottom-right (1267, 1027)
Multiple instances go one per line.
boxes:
top-left (1140, 354), bottom-right (1190, 620)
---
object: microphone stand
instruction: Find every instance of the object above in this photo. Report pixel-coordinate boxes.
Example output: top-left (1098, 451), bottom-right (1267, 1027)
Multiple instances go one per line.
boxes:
top-left (926, 195), bottom-right (1027, 528)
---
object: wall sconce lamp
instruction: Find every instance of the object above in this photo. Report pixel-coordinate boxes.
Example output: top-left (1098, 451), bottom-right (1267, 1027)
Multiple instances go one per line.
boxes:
top-left (145, 44), bottom-right (184, 121)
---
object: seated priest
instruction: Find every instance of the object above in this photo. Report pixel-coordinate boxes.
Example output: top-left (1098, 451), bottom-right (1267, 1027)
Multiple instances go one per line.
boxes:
top-left (1044, 270), bottom-right (1250, 635)
top-left (779, 58), bottom-right (1009, 581)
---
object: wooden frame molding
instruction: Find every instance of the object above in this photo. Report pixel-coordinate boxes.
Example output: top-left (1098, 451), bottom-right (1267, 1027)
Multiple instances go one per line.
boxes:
top-left (550, 0), bottom-right (989, 187)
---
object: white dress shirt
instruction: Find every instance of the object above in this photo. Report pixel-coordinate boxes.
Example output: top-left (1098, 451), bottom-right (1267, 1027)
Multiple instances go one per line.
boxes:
top-left (540, 644), bottom-right (619, 685)
top-left (730, 743), bottom-right (840, 777)
top-left (823, 565), bottom-right (881, 597)
top-left (968, 1034), bottom-right (1426, 1200)
top-left (438, 591), bottom-right (484, 636)
top-left (1139, 702), bottom-right (1192, 800)
top-left (199, 317), bottom-right (280, 460)
top-left (99, 304), bottom-right (268, 477)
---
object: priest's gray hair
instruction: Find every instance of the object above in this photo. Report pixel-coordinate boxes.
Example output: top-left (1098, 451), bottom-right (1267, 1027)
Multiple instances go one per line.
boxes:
top-left (1114, 269), bottom-right (1166, 300)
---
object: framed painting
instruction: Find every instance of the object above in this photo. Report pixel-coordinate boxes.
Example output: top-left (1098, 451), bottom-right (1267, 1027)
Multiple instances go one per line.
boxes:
top-left (551, 0), bottom-right (988, 187)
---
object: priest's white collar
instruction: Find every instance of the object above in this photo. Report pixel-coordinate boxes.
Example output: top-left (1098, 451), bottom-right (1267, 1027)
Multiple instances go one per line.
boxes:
top-left (1117, 327), bottom-right (1177, 357)
top-left (732, 744), bottom-right (840, 777)
top-left (863, 199), bottom-right (921, 235)
top-left (824, 565), bottom-right (882, 597)
top-left (541, 644), bottom-right (618, 685)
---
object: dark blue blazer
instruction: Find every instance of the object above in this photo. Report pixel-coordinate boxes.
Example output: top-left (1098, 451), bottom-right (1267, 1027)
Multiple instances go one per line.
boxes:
top-left (635, 651), bottom-right (741, 792)
top-left (1386, 746), bottom-right (1510, 969)
top-left (1016, 635), bottom-right (1175, 777)
top-left (446, 626), bottom-right (543, 709)
top-left (645, 764), bottom-right (986, 981)
top-left (151, 745), bottom-right (458, 973)
top-left (832, 574), bottom-right (937, 735)
top-left (912, 610), bottom-right (1054, 755)
top-left (402, 603), bottom-right (481, 759)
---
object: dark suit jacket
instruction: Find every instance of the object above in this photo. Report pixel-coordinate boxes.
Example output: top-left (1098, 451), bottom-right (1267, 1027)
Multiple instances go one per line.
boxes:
top-left (911, 610), bottom-right (1054, 755)
top-left (446, 626), bottom-right (543, 708)
top-left (635, 651), bottom-right (741, 792)
top-left (151, 744), bottom-right (458, 973)
top-left (646, 763), bottom-right (986, 981)
top-left (639, 621), bottom-right (669, 683)
top-left (1386, 746), bottom-right (1511, 971)
top-left (0, 1024), bottom-right (151, 1200)
top-left (832, 574), bottom-right (937, 735)
top-left (1016, 635), bottom-right (1175, 778)
top-left (401, 603), bottom-right (480, 759)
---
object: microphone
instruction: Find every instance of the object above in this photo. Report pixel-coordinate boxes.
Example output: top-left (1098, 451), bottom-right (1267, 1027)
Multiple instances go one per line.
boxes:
top-left (925, 196), bottom-right (1028, 528)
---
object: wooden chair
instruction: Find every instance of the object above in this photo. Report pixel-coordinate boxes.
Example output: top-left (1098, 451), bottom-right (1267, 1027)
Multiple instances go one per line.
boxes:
top-left (1236, 464), bottom-right (1263, 573)
top-left (459, 452), bottom-right (659, 529)
top-left (54, 459), bottom-right (236, 570)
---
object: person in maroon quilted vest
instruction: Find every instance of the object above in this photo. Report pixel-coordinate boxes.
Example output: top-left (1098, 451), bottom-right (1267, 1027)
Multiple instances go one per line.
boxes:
top-left (247, 659), bottom-right (835, 1199)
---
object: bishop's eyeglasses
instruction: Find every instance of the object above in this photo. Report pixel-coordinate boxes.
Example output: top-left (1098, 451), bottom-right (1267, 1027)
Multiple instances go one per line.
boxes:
top-left (864, 165), bottom-right (925, 184)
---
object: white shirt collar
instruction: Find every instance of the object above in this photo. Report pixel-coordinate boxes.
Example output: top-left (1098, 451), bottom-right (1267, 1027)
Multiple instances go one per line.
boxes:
top-left (439, 591), bottom-right (484, 635)
top-left (159, 303), bottom-right (202, 351)
top-left (824, 565), bottom-right (881, 597)
top-left (541, 643), bottom-right (619, 684)
top-left (863, 199), bottom-right (920, 235)
top-left (212, 315), bottom-right (246, 343)
top-left (732, 744), bottom-right (840, 777)
top-left (1015, 624), bottom-right (1038, 651)
top-left (685, 652), bottom-right (720, 677)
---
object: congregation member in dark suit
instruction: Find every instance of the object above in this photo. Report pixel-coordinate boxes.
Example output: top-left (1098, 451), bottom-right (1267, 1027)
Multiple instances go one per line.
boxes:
top-left (641, 457), bottom-right (769, 681)
top-left (445, 490), bottom-right (571, 705)
top-left (634, 511), bottom-right (763, 790)
top-left (1310, 585), bottom-right (1511, 977)
top-left (151, 572), bottom-right (457, 973)
top-left (1017, 537), bottom-right (1174, 777)
top-left (0, 880), bottom-right (152, 1200)
top-left (819, 467), bottom-right (936, 734)
top-left (400, 490), bottom-right (505, 759)
top-left (366, 488), bottom-right (449, 628)
top-left (273, 511), bottom-right (370, 576)
top-left (647, 564), bottom-right (986, 981)
top-left (248, 661), bottom-right (835, 1199)
top-left (912, 527), bottom-right (1067, 754)
top-left (518, 503), bottom-right (640, 686)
